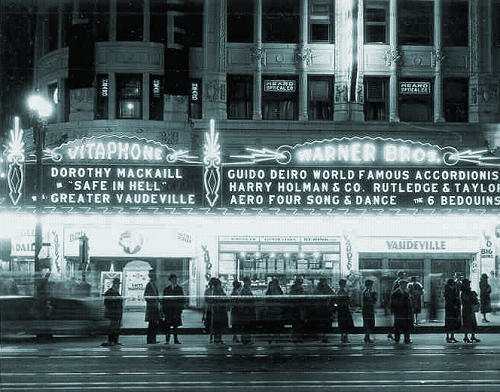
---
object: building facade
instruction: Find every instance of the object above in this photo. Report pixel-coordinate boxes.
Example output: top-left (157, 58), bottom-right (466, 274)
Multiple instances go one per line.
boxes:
top-left (1, 0), bottom-right (500, 311)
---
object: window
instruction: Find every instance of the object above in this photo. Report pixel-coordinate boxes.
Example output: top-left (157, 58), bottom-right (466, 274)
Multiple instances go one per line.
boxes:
top-left (48, 6), bottom-right (58, 52)
top-left (364, 77), bottom-right (388, 121)
top-left (309, 0), bottom-right (334, 43)
top-left (150, 0), bottom-right (167, 43)
top-left (399, 79), bottom-right (433, 122)
top-left (117, 0), bottom-right (143, 41)
top-left (442, 1), bottom-right (468, 46)
top-left (228, 0), bottom-right (253, 43)
top-left (308, 76), bottom-right (333, 120)
top-left (149, 75), bottom-right (163, 120)
top-left (262, 76), bottom-right (298, 120)
top-left (364, 2), bottom-right (388, 44)
top-left (444, 78), bottom-right (468, 123)
top-left (228, 75), bottom-right (253, 120)
top-left (263, 0), bottom-right (299, 43)
top-left (399, 1), bottom-right (433, 45)
top-left (116, 74), bottom-right (142, 119)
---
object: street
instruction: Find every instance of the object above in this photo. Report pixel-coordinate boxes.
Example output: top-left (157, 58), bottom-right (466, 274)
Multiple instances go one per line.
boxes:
top-left (1, 334), bottom-right (500, 391)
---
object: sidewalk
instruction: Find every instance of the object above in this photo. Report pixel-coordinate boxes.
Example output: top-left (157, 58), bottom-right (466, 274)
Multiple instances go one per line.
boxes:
top-left (120, 308), bottom-right (500, 334)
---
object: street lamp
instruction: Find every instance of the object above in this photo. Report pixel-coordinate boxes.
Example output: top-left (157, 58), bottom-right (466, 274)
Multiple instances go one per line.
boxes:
top-left (27, 93), bottom-right (53, 295)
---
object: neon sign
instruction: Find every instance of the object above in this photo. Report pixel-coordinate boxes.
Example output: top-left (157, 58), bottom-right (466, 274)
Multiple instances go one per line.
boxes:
top-left (6, 117), bottom-right (25, 206)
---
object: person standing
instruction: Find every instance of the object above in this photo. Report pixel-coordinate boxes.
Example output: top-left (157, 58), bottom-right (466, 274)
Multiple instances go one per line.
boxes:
top-left (461, 279), bottom-right (480, 343)
top-left (387, 271), bottom-right (406, 340)
top-left (161, 274), bottom-right (185, 344)
top-left (144, 269), bottom-right (161, 344)
top-left (313, 277), bottom-right (335, 343)
top-left (390, 279), bottom-right (413, 344)
top-left (362, 279), bottom-right (377, 344)
top-left (264, 278), bottom-right (285, 343)
top-left (102, 277), bottom-right (123, 346)
top-left (206, 278), bottom-right (228, 344)
top-left (230, 280), bottom-right (242, 343)
top-left (336, 279), bottom-right (354, 343)
top-left (479, 274), bottom-right (492, 323)
top-left (239, 277), bottom-right (256, 344)
top-left (408, 276), bottom-right (424, 325)
top-left (444, 278), bottom-right (461, 343)
top-left (289, 277), bottom-right (306, 342)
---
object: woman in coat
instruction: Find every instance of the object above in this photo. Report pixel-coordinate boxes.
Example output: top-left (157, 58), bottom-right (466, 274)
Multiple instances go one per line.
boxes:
top-left (289, 278), bottom-right (306, 342)
top-left (336, 279), bottom-right (354, 343)
top-left (230, 280), bottom-right (242, 343)
top-left (161, 274), bottom-right (186, 344)
top-left (479, 274), bottom-right (492, 323)
top-left (206, 278), bottom-right (228, 344)
top-left (239, 277), bottom-right (256, 344)
top-left (390, 279), bottom-right (413, 344)
top-left (312, 277), bottom-right (335, 343)
top-left (362, 279), bottom-right (377, 344)
top-left (444, 278), bottom-right (461, 343)
top-left (461, 279), bottom-right (480, 343)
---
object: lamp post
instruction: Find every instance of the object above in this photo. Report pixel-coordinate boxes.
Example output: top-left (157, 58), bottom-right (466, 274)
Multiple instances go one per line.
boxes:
top-left (27, 94), bottom-right (53, 295)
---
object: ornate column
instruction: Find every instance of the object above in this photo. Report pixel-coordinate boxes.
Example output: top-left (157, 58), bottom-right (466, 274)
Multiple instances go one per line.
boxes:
top-left (388, 0), bottom-right (400, 122)
top-left (297, 0), bottom-right (309, 121)
top-left (433, 0), bottom-right (445, 122)
top-left (252, 0), bottom-right (263, 120)
top-left (202, 0), bottom-right (227, 120)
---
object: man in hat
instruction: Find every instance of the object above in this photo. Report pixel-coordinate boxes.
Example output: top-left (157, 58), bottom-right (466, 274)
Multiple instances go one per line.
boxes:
top-left (162, 274), bottom-right (186, 344)
top-left (144, 269), bottom-right (161, 344)
top-left (362, 279), bottom-right (377, 344)
top-left (102, 277), bottom-right (123, 346)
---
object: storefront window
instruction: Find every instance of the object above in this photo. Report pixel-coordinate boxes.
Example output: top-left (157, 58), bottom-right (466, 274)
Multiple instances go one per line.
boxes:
top-left (444, 78), bottom-right (468, 123)
top-left (116, 74), bottom-right (142, 119)
top-left (262, 76), bottom-right (298, 120)
top-left (364, 2), bottom-right (388, 44)
top-left (364, 77), bottom-right (388, 121)
top-left (399, 79), bottom-right (433, 122)
top-left (227, 0), bottom-right (254, 43)
top-left (308, 76), bottom-right (333, 120)
top-left (442, 1), bottom-right (468, 47)
top-left (309, 0), bottom-right (334, 43)
top-left (117, 0), bottom-right (143, 41)
top-left (263, 0), bottom-right (299, 43)
top-left (227, 75), bottom-right (253, 120)
top-left (398, 1), bottom-right (433, 45)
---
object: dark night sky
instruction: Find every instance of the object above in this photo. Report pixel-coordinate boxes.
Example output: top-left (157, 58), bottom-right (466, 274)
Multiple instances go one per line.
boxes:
top-left (0, 0), bottom-right (36, 141)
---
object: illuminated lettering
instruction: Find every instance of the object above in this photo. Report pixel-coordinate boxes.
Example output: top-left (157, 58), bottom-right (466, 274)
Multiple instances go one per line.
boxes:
top-left (64, 141), bottom-right (164, 161)
top-left (295, 142), bottom-right (377, 164)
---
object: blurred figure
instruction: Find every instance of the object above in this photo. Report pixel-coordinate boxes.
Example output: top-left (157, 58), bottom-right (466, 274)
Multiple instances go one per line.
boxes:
top-left (264, 278), bottom-right (285, 343)
top-left (161, 274), bottom-right (185, 344)
top-left (388, 271), bottom-right (406, 340)
top-left (230, 280), bottom-right (242, 343)
top-left (289, 277), bottom-right (306, 342)
top-left (144, 269), bottom-right (161, 344)
top-left (239, 277), bottom-right (256, 344)
top-left (312, 277), bottom-right (335, 343)
top-left (408, 276), bottom-right (423, 325)
top-left (362, 279), bottom-right (377, 344)
top-left (203, 277), bottom-right (217, 342)
top-left (390, 279), bottom-right (413, 344)
top-left (205, 278), bottom-right (228, 344)
top-left (461, 279), bottom-right (480, 343)
top-left (336, 279), bottom-right (354, 343)
top-left (102, 277), bottom-right (123, 347)
top-left (479, 274), bottom-right (492, 323)
top-left (36, 271), bottom-right (52, 319)
top-left (444, 278), bottom-right (461, 343)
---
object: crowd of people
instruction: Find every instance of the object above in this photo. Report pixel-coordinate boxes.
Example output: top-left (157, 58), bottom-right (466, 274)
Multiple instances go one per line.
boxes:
top-left (100, 269), bottom-right (494, 347)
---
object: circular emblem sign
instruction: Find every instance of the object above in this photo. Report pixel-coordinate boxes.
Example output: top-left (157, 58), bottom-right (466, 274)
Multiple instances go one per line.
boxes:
top-left (119, 231), bottom-right (144, 254)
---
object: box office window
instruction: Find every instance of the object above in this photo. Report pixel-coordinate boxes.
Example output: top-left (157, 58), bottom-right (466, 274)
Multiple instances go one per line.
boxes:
top-left (444, 78), bottom-right (468, 123)
top-left (364, 77), bottom-right (389, 121)
top-left (262, 77), bottom-right (298, 120)
top-left (399, 80), bottom-right (433, 122)
top-left (388, 259), bottom-right (424, 274)
top-left (263, 0), bottom-right (299, 43)
top-left (116, 74), bottom-right (142, 119)
top-left (399, 1), bottom-right (433, 45)
top-left (364, 2), bottom-right (388, 44)
top-left (117, 0), bottom-right (143, 41)
top-left (308, 76), bottom-right (333, 120)
top-left (442, 1), bottom-right (468, 47)
top-left (309, 0), bottom-right (334, 43)
top-left (227, 0), bottom-right (253, 43)
top-left (359, 259), bottom-right (382, 271)
top-left (228, 75), bottom-right (253, 120)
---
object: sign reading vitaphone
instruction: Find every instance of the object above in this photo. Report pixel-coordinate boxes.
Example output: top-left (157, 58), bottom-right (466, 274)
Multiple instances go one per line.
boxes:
top-left (34, 135), bottom-right (203, 207)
